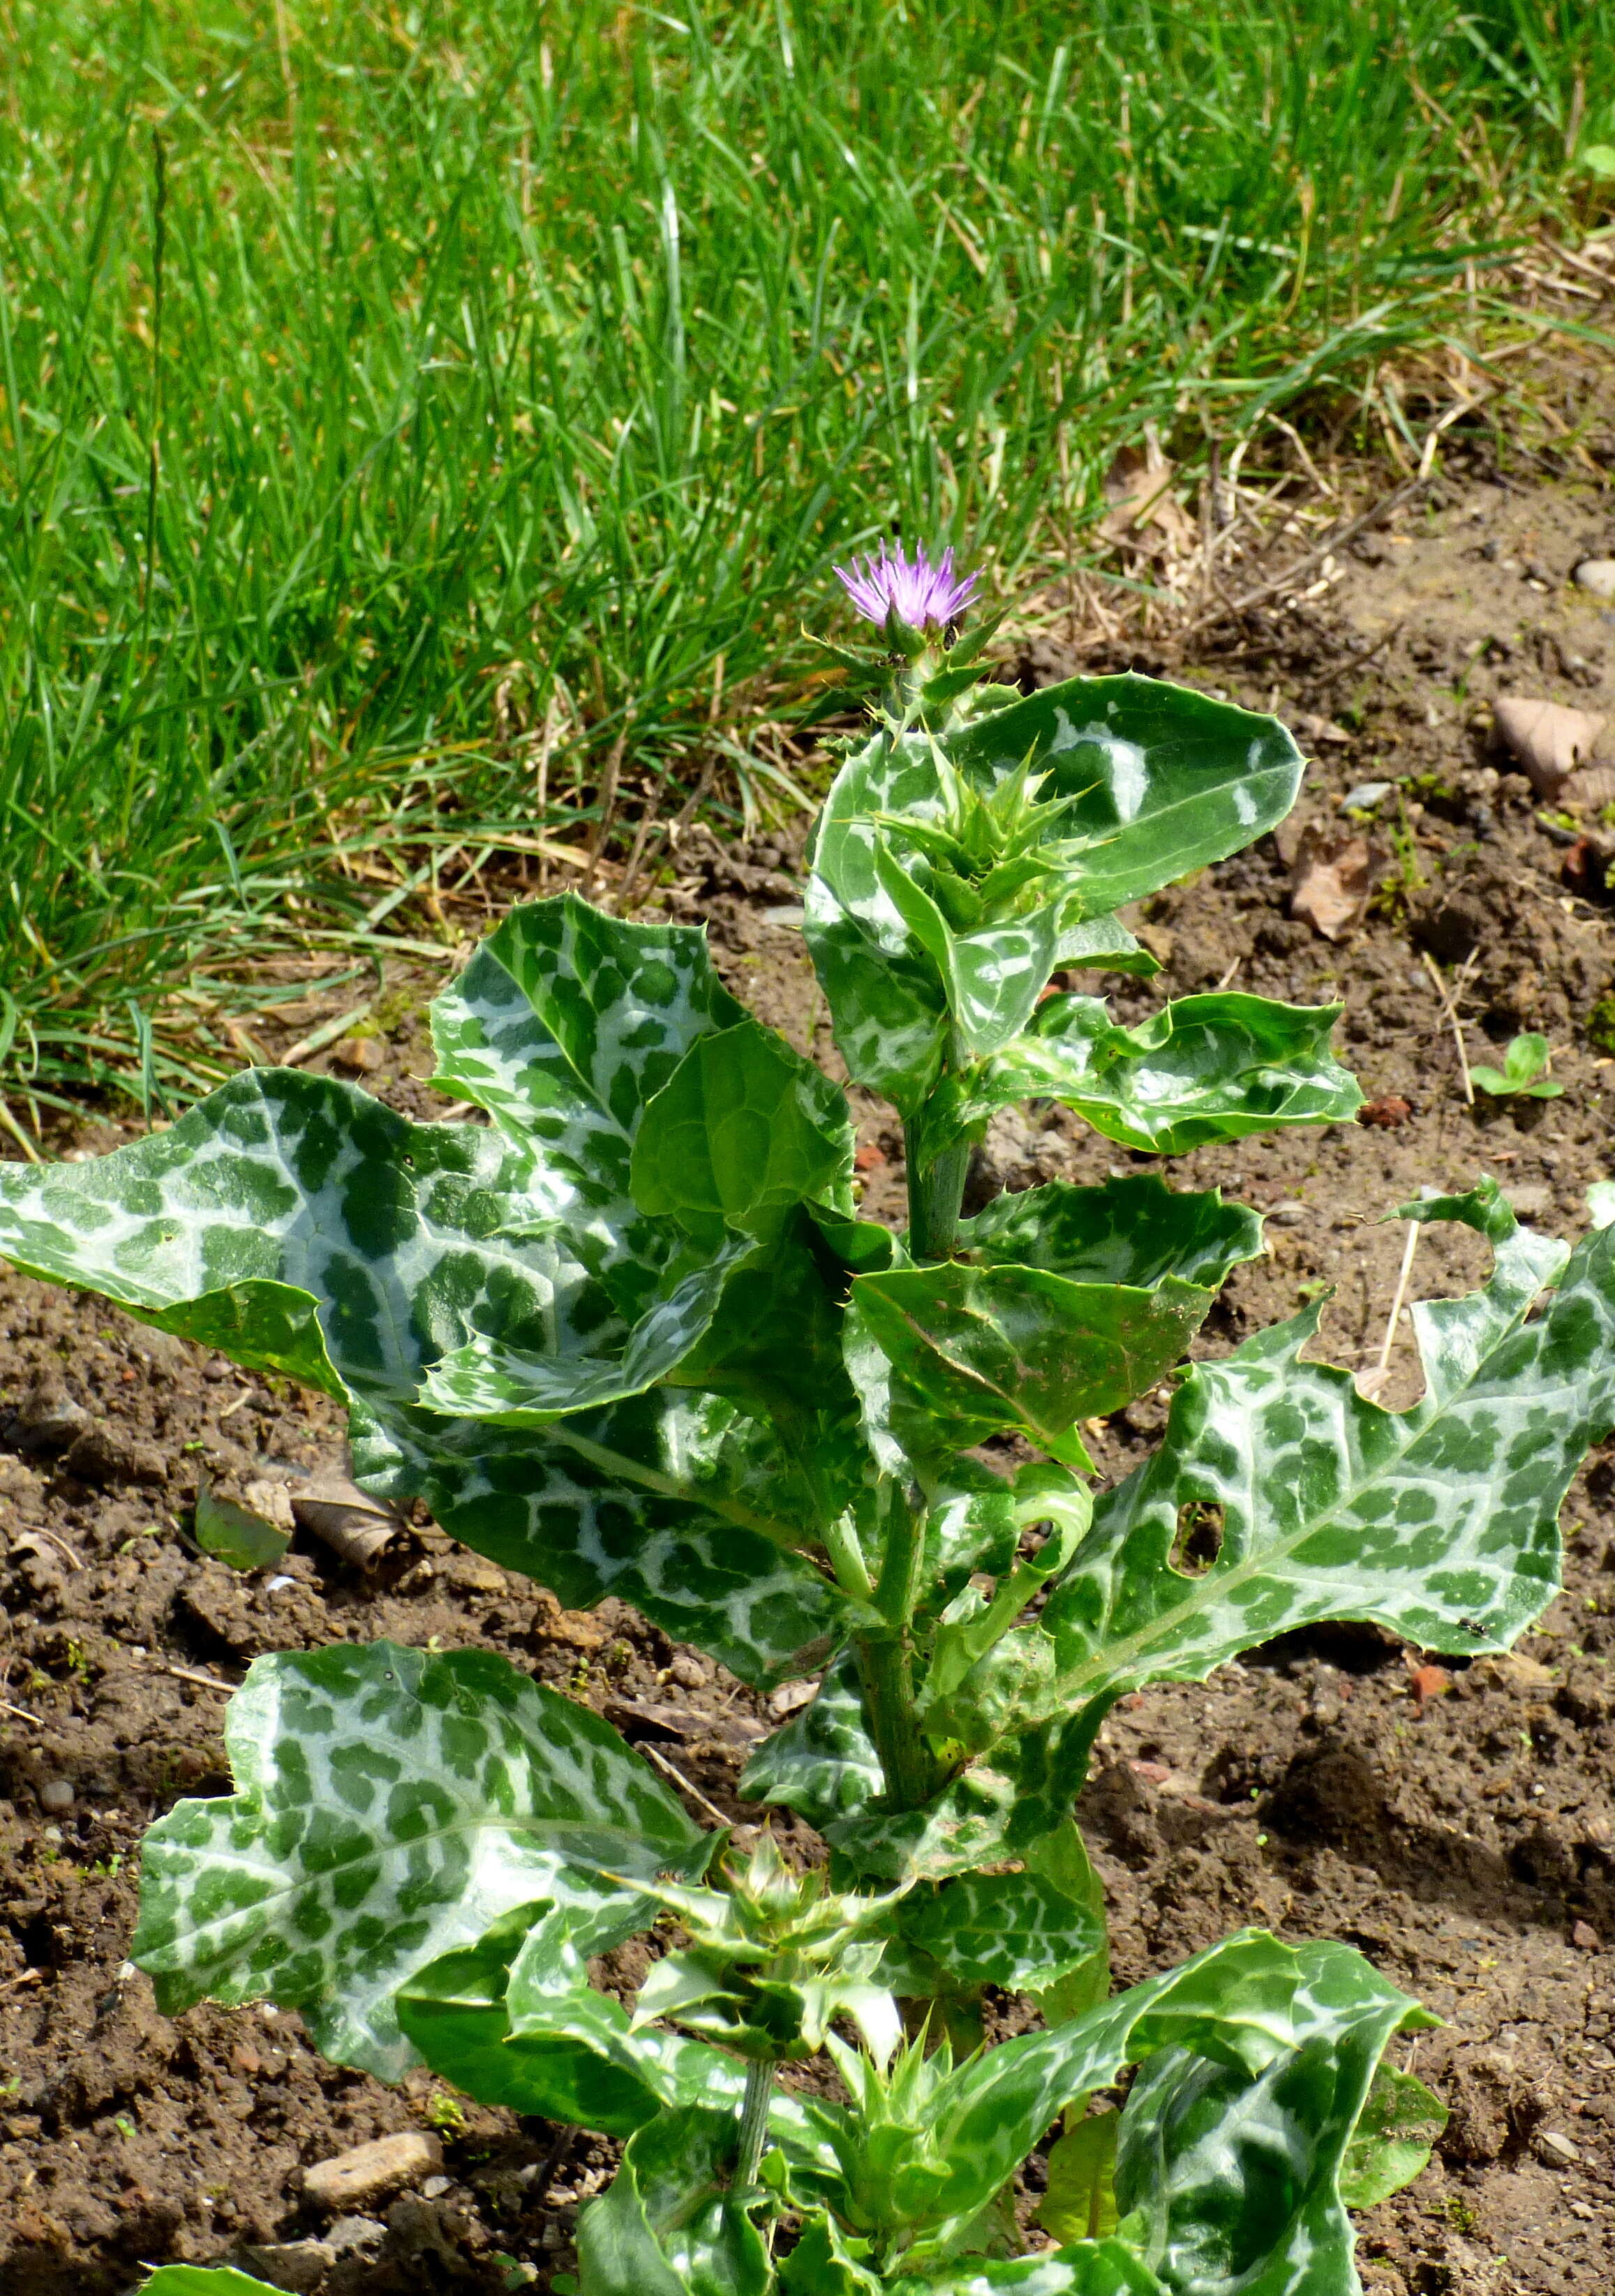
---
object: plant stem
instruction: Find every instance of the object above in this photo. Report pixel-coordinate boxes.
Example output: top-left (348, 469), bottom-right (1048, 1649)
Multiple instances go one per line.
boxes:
top-left (905, 1124), bottom-right (970, 1261)
top-left (854, 1630), bottom-right (939, 1810)
top-left (735, 2058), bottom-right (775, 2191)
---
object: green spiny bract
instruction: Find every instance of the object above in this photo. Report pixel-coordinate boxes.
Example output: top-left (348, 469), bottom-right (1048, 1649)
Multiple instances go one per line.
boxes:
top-left (15, 565), bottom-right (1614, 2293)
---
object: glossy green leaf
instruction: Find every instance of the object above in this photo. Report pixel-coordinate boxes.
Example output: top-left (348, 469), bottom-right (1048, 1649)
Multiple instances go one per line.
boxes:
top-left (872, 835), bottom-right (1066, 1059)
top-left (399, 1902), bottom-right (741, 2135)
top-left (892, 2242), bottom-right (1163, 2295)
top-left (806, 679), bottom-right (1301, 1103)
top-left (1112, 1940), bottom-right (1434, 2296)
top-left (783, 1930), bottom-right (1301, 2253)
top-left (431, 893), bottom-right (746, 1196)
top-left (740, 1650), bottom-right (885, 1831)
top-left (960, 1184), bottom-right (1614, 1734)
top-left (1471, 1030), bottom-right (1561, 1101)
top-left (805, 721), bottom-right (955, 1108)
top-left (1039, 2111), bottom-right (1120, 2246)
top-left (136, 2275), bottom-right (287, 2296)
top-left (847, 1258), bottom-right (1213, 1470)
top-left (958, 1177), bottom-right (1263, 1293)
top-left (929, 992), bottom-right (1361, 1162)
top-left (895, 1869), bottom-right (1104, 1994)
top-left (416, 1234), bottom-right (756, 1426)
top-left (576, 2107), bottom-right (771, 2296)
top-left (631, 1018), bottom-right (854, 1242)
top-left (776, 2214), bottom-right (886, 2295)
top-left (943, 675), bottom-right (1304, 915)
top-left (353, 1389), bottom-right (847, 1688)
top-left (1338, 2064), bottom-right (1447, 2209)
top-left (825, 1700), bottom-right (1110, 1881)
top-left (192, 1478), bottom-right (291, 1574)
top-left (131, 1641), bottom-right (706, 2080)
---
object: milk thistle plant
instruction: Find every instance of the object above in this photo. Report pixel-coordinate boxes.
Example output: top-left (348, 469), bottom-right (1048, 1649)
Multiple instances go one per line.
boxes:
top-left (13, 542), bottom-right (1615, 2296)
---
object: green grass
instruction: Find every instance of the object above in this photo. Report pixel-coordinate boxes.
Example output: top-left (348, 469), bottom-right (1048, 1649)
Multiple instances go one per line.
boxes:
top-left (1, 0), bottom-right (1612, 1115)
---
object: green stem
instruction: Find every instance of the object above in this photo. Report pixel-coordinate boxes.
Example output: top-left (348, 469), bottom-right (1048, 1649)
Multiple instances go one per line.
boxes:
top-left (904, 1122), bottom-right (969, 1262)
top-left (854, 1628), bottom-right (939, 1810)
top-left (854, 1484), bottom-right (944, 1805)
top-left (735, 2058), bottom-right (775, 2191)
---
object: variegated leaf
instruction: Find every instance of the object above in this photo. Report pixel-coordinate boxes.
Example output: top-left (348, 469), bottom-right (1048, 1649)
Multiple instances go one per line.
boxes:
top-left (846, 1259), bottom-right (1214, 1471)
top-left (131, 1641), bottom-right (706, 2080)
top-left (926, 991), bottom-right (1362, 1163)
top-left (895, 1869), bottom-right (1104, 1995)
top-left (1112, 1941), bottom-right (1436, 2296)
top-left (740, 1650), bottom-right (886, 1830)
top-left (399, 1900), bottom-right (745, 2135)
top-left (967, 1184), bottom-right (1605, 1735)
top-left (351, 1391), bottom-right (846, 1687)
top-left (631, 1017), bottom-right (854, 1242)
top-left (576, 2106), bottom-right (772, 2296)
top-left (943, 675), bottom-right (1304, 916)
top-left (431, 893), bottom-right (745, 1196)
top-left (958, 1176), bottom-right (1263, 1292)
top-left (806, 679), bottom-right (1302, 1103)
top-left (782, 1929), bottom-right (1303, 2248)
top-left (415, 1234), bottom-right (756, 1425)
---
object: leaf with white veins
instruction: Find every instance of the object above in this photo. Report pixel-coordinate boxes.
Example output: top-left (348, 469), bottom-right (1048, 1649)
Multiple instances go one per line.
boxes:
top-left (131, 1641), bottom-right (706, 2080)
top-left (968, 1183), bottom-right (1607, 1734)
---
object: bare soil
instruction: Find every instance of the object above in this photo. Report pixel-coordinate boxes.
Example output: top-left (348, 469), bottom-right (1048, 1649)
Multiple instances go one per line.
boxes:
top-left (8, 440), bottom-right (1615, 2296)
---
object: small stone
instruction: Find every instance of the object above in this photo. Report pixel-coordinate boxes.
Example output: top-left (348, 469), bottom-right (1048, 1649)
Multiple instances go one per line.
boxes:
top-left (1574, 558), bottom-right (1615, 601)
top-left (302, 2129), bottom-right (442, 2212)
top-left (1265, 1200), bottom-right (1309, 1227)
top-left (61, 1423), bottom-right (168, 1486)
top-left (38, 1778), bottom-right (74, 1812)
top-left (333, 1034), bottom-right (384, 1073)
top-left (669, 1654), bottom-right (710, 1690)
top-left (1504, 1182), bottom-right (1553, 1222)
top-left (232, 2044), bottom-right (262, 2075)
top-left (1339, 781), bottom-right (1395, 813)
top-left (325, 2216), bottom-right (387, 2256)
top-left (1357, 1096), bottom-right (1412, 1130)
top-left (9, 1376), bottom-right (89, 1452)
top-left (1572, 1920), bottom-right (1601, 1952)
top-left (1535, 2129), bottom-right (1581, 2167)
top-left (233, 2240), bottom-right (336, 2293)
top-left (128, 1327), bottom-right (195, 1378)
top-left (422, 2175), bottom-right (452, 2198)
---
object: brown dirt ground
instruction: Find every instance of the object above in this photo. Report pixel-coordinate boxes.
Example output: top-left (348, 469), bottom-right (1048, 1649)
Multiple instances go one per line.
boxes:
top-left (8, 433), bottom-right (1615, 2296)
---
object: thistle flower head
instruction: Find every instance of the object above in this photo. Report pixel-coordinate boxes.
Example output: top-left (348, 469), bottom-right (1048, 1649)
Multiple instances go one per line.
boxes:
top-left (833, 539), bottom-right (980, 636)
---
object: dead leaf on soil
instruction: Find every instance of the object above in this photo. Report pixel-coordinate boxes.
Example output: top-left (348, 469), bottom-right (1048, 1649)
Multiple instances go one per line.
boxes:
top-left (1563, 762), bottom-right (1615, 812)
top-left (1100, 436), bottom-right (1198, 558)
top-left (1491, 696), bottom-right (1606, 801)
top-left (290, 1473), bottom-right (403, 1567)
top-left (1472, 1650), bottom-right (1556, 1697)
top-left (1293, 710), bottom-right (1354, 747)
top-left (1288, 821), bottom-right (1383, 941)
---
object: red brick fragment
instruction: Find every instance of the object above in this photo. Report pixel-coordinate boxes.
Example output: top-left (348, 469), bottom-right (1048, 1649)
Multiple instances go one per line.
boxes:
top-left (1357, 1096), bottom-right (1412, 1128)
top-left (1409, 1663), bottom-right (1452, 1710)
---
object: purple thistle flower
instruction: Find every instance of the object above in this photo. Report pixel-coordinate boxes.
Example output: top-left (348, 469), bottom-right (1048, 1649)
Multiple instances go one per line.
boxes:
top-left (833, 539), bottom-right (981, 634)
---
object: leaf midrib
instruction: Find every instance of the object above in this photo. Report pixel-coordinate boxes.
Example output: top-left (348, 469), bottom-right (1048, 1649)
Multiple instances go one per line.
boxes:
top-left (1050, 1302), bottom-right (1581, 1709)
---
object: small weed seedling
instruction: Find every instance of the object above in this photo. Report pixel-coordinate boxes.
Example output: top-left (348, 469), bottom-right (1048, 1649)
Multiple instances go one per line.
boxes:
top-left (1470, 1031), bottom-right (1563, 1101)
top-left (15, 548), bottom-right (1615, 2295)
